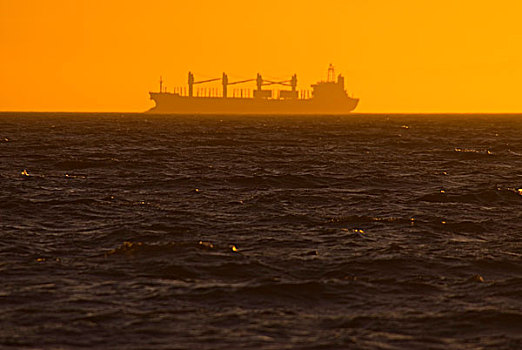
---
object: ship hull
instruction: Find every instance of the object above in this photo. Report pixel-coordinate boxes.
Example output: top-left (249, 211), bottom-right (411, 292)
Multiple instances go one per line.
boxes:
top-left (148, 93), bottom-right (359, 115)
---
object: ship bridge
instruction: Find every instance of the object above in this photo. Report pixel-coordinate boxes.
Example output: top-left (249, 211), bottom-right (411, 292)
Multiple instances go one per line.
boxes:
top-left (311, 64), bottom-right (349, 100)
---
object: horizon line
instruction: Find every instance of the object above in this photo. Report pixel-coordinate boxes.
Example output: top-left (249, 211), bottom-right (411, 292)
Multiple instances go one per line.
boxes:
top-left (2, 110), bottom-right (522, 116)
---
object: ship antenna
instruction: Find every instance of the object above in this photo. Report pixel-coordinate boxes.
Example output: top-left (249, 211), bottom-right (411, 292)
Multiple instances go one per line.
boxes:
top-left (327, 64), bottom-right (335, 82)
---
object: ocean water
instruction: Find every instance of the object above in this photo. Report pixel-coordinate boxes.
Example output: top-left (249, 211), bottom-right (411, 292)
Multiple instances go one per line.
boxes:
top-left (1, 113), bottom-right (521, 349)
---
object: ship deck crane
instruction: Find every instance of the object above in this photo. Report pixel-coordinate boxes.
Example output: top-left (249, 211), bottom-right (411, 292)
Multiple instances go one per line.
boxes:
top-left (188, 72), bottom-right (222, 97)
top-left (188, 72), bottom-right (257, 97)
top-left (222, 75), bottom-right (255, 98)
top-left (258, 74), bottom-right (297, 99)
top-left (186, 72), bottom-right (297, 98)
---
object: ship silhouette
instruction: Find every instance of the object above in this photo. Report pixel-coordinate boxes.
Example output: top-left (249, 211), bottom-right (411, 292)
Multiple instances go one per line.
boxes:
top-left (148, 65), bottom-right (358, 114)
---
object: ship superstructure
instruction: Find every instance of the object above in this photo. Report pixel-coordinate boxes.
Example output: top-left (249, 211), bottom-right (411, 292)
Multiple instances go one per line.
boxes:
top-left (148, 65), bottom-right (358, 114)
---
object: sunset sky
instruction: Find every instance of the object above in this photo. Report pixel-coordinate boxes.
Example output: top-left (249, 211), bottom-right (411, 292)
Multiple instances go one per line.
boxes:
top-left (1, 0), bottom-right (522, 112)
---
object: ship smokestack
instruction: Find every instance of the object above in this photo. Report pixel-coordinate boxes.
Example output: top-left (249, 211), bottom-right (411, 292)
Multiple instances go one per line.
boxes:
top-left (337, 74), bottom-right (345, 88)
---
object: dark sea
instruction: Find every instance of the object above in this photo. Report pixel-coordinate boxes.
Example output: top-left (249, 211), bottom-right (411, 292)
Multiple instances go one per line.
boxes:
top-left (1, 113), bottom-right (521, 349)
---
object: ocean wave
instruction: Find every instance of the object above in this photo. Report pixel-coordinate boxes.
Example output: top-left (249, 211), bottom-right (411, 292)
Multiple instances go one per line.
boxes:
top-left (419, 187), bottom-right (522, 205)
top-left (2, 113), bottom-right (522, 349)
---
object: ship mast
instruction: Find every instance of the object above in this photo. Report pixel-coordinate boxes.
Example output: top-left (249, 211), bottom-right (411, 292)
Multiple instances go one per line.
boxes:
top-left (327, 64), bottom-right (336, 82)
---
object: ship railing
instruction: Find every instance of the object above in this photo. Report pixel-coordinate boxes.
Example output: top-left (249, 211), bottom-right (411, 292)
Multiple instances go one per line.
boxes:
top-left (167, 86), bottom-right (313, 100)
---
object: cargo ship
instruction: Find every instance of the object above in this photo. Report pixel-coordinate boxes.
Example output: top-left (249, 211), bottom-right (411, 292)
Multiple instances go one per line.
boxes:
top-left (148, 65), bottom-right (358, 114)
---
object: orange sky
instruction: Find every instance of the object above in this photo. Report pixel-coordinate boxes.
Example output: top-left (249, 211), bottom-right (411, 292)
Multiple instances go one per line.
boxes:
top-left (1, 0), bottom-right (522, 112)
